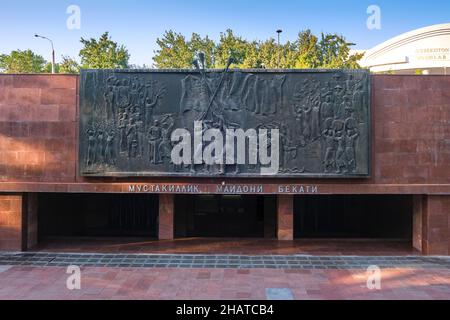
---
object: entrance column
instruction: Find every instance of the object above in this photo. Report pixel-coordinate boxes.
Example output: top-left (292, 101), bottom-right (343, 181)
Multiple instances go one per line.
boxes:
top-left (25, 194), bottom-right (38, 249)
top-left (0, 193), bottom-right (38, 252)
top-left (0, 194), bottom-right (23, 251)
top-left (158, 194), bottom-right (174, 240)
top-left (420, 195), bottom-right (450, 255)
top-left (277, 195), bottom-right (294, 241)
top-left (412, 195), bottom-right (423, 252)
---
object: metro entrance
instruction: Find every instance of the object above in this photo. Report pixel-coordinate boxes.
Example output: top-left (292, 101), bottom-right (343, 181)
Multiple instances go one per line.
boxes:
top-left (174, 195), bottom-right (277, 238)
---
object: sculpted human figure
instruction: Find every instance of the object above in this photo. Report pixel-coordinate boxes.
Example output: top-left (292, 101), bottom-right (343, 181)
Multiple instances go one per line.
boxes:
top-left (352, 81), bottom-right (364, 122)
top-left (118, 111), bottom-right (129, 154)
top-left (148, 120), bottom-right (163, 164)
top-left (333, 85), bottom-right (345, 119)
top-left (86, 128), bottom-right (96, 166)
top-left (322, 118), bottom-right (336, 173)
top-left (144, 95), bottom-right (160, 125)
top-left (104, 81), bottom-right (116, 121)
top-left (118, 79), bottom-right (130, 108)
top-left (128, 81), bottom-right (140, 108)
top-left (353, 81), bottom-right (364, 106)
top-left (158, 133), bottom-right (173, 166)
top-left (345, 120), bottom-right (359, 173)
top-left (321, 93), bottom-right (333, 120)
top-left (157, 115), bottom-right (175, 166)
top-left (280, 128), bottom-right (297, 172)
top-left (334, 121), bottom-right (347, 174)
top-left (302, 104), bottom-right (312, 141)
top-left (127, 118), bottom-right (140, 158)
top-left (294, 104), bottom-right (305, 140)
top-left (311, 95), bottom-right (321, 140)
top-left (105, 129), bottom-right (116, 165)
top-left (96, 129), bottom-right (105, 164)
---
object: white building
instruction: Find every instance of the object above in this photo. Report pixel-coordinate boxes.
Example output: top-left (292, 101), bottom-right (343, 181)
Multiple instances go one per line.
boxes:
top-left (358, 23), bottom-right (450, 75)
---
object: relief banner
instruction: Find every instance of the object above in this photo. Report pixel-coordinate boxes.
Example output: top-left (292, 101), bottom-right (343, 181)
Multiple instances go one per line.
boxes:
top-left (79, 69), bottom-right (370, 178)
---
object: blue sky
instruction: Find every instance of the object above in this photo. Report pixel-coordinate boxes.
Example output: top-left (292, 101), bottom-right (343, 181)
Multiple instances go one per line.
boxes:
top-left (1, 0), bottom-right (449, 66)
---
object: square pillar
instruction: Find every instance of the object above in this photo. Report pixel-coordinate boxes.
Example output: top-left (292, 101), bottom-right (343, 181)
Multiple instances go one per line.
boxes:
top-left (25, 194), bottom-right (39, 250)
top-left (0, 194), bottom-right (23, 251)
top-left (158, 194), bottom-right (174, 240)
top-left (277, 195), bottom-right (294, 241)
top-left (412, 195), bottom-right (423, 252)
top-left (264, 196), bottom-right (277, 239)
top-left (422, 195), bottom-right (450, 255)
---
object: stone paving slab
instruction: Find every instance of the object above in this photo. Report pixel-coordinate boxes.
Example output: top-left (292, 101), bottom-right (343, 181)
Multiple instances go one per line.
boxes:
top-left (0, 265), bottom-right (449, 300)
top-left (0, 266), bottom-right (11, 273)
top-left (0, 252), bottom-right (448, 270)
top-left (266, 288), bottom-right (295, 300)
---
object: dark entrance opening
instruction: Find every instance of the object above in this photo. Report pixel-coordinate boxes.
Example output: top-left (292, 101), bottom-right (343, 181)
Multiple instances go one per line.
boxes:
top-left (38, 193), bottom-right (159, 238)
top-left (294, 195), bottom-right (413, 239)
top-left (175, 195), bottom-right (276, 238)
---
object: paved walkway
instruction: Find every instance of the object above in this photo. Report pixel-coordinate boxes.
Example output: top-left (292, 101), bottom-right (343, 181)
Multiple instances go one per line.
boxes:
top-left (1, 248), bottom-right (449, 300)
top-left (0, 264), bottom-right (449, 300)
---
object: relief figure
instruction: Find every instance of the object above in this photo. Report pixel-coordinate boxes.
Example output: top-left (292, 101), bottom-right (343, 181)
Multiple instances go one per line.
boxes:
top-left (311, 96), bottom-right (321, 140)
top-left (148, 120), bottom-right (163, 164)
top-left (334, 121), bottom-right (346, 174)
top-left (86, 128), bottom-right (96, 166)
top-left (345, 119), bottom-right (359, 173)
top-left (322, 118), bottom-right (336, 173)
top-left (96, 129), bottom-right (105, 164)
top-left (127, 118), bottom-right (140, 158)
top-left (105, 129), bottom-right (116, 165)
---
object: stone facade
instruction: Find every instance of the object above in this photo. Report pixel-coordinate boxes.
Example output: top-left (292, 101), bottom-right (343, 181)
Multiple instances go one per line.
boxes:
top-left (0, 74), bottom-right (449, 254)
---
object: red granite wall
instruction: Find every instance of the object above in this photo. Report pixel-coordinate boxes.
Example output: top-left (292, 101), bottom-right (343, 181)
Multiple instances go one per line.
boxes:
top-left (372, 76), bottom-right (450, 185)
top-left (0, 75), bottom-right (77, 182)
top-left (0, 74), bottom-right (449, 254)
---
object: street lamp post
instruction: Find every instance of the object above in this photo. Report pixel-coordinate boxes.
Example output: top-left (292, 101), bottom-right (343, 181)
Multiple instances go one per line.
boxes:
top-left (35, 34), bottom-right (55, 74)
top-left (276, 29), bottom-right (283, 69)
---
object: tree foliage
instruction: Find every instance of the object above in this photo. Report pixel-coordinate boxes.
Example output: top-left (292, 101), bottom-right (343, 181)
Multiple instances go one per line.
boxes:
top-left (0, 29), bottom-right (362, 74)
top-left (153, 31), bottom-right (215, 68)
top-left (79, 32), bottom-right (129, 69)
top-left (59, 56), bottom-right (80, 74)
top-left (153, 29), bottom-right (363, 69)
top-left (0, 49), bottom-right (46, 73)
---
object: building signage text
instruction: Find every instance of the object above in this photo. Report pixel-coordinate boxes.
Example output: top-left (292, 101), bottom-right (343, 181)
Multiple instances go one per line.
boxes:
top-left (128, 184), bottom-right (319, 195)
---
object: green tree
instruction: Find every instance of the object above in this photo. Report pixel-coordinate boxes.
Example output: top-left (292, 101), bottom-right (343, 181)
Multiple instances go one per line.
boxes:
top-left (241, 41), bottom-right (262, 68)
top-left (153, 31), bottom-right (217, 69)
top-left (256, 39), bottom-right (298, 69)
top-left (152, 29), bottom-right (363, 70)
top-left (0, 49), bottom-right (46, 73)
top-left (257, 39), bottom-right (278, 69)
top-left (153, 31), bottom-right (192, 68)
top-left (189, 33), bottom-right (216, 68)
top-left (215, 29), bottom-right (248, 68)
top-left (44, 62), bottom-right (59, 74)
top-left (59, 56), bottom-right (80, 74)
top-left (318, 33), bottom-right (363, 69)
top-left (294, 30), bottom-right (320, 68)
top-left (79, 32), bottom-right (129, 69)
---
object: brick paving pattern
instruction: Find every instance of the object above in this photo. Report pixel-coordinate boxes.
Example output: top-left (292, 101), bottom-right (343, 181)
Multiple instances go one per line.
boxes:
top-left (0, 264), bottom-right (449, 300)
